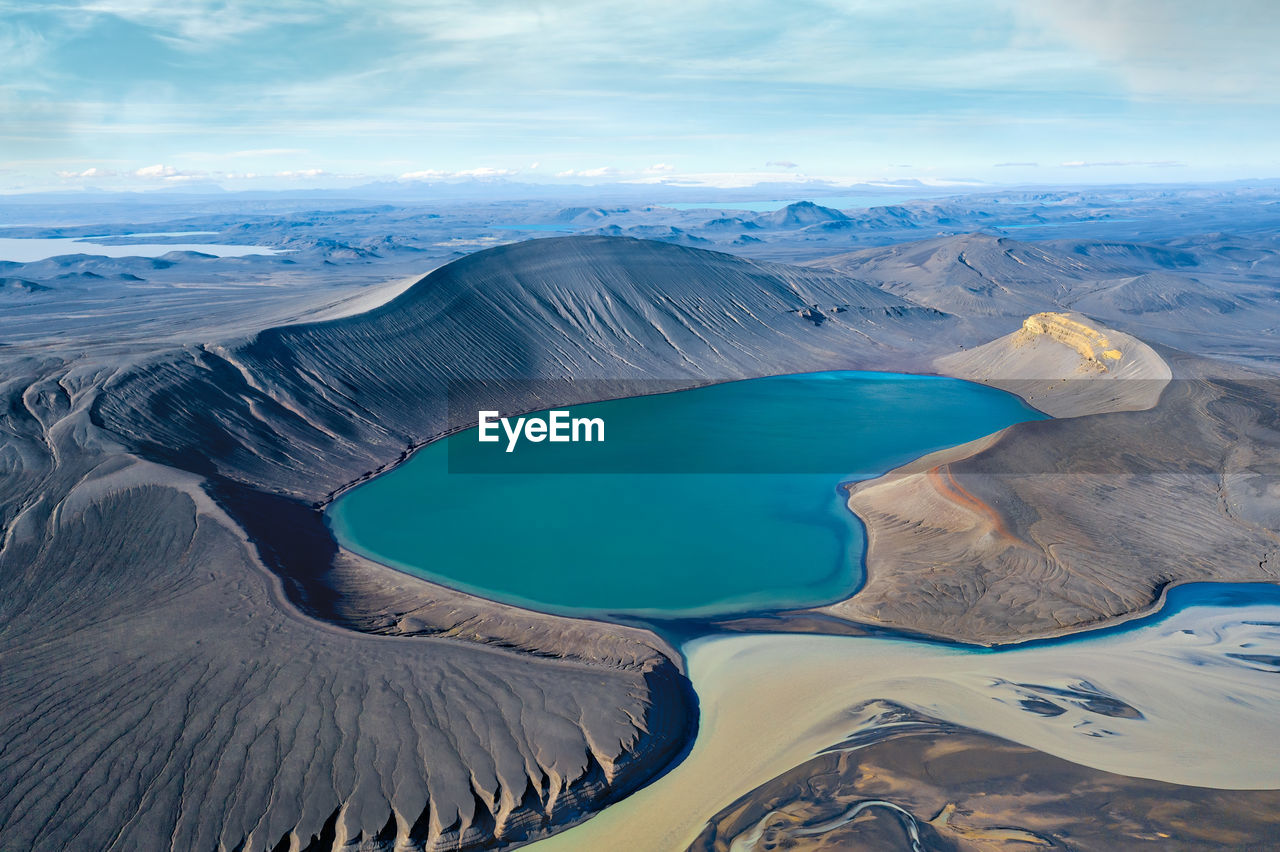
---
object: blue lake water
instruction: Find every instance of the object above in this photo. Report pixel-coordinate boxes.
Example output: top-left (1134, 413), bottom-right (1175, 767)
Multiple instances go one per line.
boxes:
top-left (328, 371), bottom-right (1046, 618)
top-left (984, 580), bottom-right (1280, 652)
top-left (0, 233), bottom-right (285, 262)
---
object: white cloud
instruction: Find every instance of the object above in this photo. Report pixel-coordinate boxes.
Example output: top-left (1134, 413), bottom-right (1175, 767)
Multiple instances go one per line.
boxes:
top-left (398, 166), bottom-right (518, 180)
top-left (47, 163), bottom-right (339, 185)
top-left (457, 167), bottom-right (517, 178)
top-left (131, 163), bottom-right (208, 182)
top-left (365, 0), bottom-right (1076, 93)
top-left (1023, 0), bottom-right (1280, 101)
top-left (76, 0), bottom-right (315, 48)
top-left (399, 169), bottom-right (449, 180)
top-left (555, 166), bottom-right (620, 178)
top-left (134, 163), bottom-right (178, 178)
top-left (911, 177), bottom-right (987, 186)
top-left (5, 0), bottom-right (1277, 190)
top-left (0, 19), bottom-right (48, 81)
top-left (55, 166), bottom-right (116, 178)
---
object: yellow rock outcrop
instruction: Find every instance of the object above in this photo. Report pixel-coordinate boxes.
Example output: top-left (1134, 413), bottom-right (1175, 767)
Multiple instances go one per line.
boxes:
top-left (1017, 312), bottom-right (1122, 368)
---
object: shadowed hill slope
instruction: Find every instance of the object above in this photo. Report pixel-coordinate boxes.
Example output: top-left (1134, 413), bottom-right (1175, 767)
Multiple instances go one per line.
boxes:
top-left (2, 237), bottom-right (960, 852)
top-left (0, 350), bottom-right (692, 852)
top-left (94, 236), bottom-right (952, 498)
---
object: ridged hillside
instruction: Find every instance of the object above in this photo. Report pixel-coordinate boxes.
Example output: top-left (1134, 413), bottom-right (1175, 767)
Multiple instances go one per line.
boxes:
top-left (95, 236), bottom-right (951, 498)
top-left (812, 233), bottom-right (1280, 360)
top-left (0, 237), bottom-right (958, 852)
top-left (810, 234), bottom-right (1117, 318)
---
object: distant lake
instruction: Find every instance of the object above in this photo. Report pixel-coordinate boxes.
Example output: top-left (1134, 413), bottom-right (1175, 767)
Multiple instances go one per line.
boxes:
top-left (328, 371), bottom-right (1045, 619)
top-left (0, 232), bottom-right (285, 263)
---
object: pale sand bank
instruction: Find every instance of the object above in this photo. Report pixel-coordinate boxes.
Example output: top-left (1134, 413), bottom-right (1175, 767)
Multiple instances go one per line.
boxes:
top-left (531, 594), bottom-right (1280, 850)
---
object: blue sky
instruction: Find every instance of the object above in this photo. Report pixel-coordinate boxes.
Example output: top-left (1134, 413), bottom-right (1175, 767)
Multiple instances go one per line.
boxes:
top-left (2, 0), bottom-right (1278, 192)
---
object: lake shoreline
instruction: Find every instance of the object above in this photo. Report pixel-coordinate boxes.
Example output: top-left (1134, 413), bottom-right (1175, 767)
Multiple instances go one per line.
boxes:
top-left (326, 369), bottom-right (1043, 620)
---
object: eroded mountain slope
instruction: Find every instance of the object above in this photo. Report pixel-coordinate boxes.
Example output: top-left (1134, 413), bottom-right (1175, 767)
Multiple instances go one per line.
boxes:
top-left (2, 237), bottom-right (958, 851)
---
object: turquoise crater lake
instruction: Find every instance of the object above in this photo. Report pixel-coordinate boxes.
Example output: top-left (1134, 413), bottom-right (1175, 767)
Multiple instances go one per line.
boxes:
top-left (327, 372), bottom-right (1046, 618)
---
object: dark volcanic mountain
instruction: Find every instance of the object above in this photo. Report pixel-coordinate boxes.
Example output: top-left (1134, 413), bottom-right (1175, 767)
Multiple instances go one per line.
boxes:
top-left (97, 236), bottom-right (952, 496)
top-left (757, 201), bottom-right (850, 229)
top-left (2, 236), bottom-right (957, 852)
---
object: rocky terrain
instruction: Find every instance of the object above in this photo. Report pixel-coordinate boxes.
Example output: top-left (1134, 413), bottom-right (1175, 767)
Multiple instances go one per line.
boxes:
top-left (0, 235), bottom-right (964, 850)
top-left (3, 185), bottom-right (1280, 850)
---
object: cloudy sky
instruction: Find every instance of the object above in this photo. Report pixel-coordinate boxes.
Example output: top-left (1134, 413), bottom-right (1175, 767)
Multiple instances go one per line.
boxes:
top-left (2, 0), bottom-right (1278, 192)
